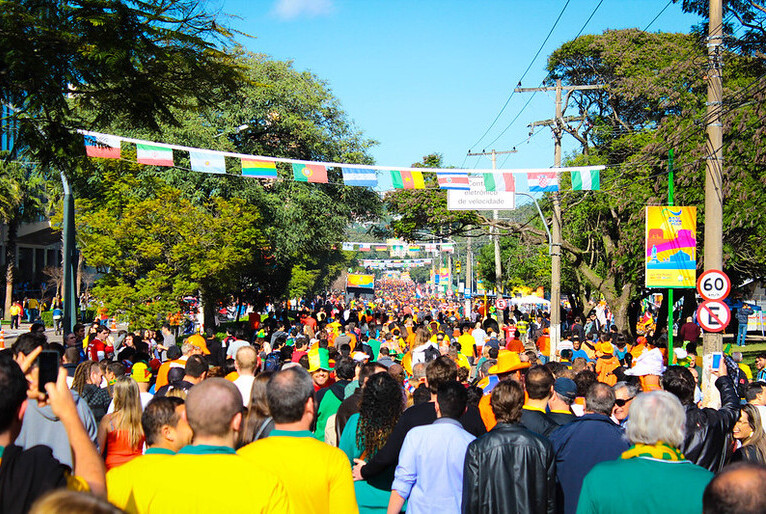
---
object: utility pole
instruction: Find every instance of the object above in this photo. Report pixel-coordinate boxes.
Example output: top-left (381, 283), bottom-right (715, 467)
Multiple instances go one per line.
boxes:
top-left (703, 0), bottom-right (724, 404)
top-left (467, 148), bottom-right (517, 328)
top-left (466, 234), bottom-right (472, 318)
top-left (516, 79), bottom-right (605, 361)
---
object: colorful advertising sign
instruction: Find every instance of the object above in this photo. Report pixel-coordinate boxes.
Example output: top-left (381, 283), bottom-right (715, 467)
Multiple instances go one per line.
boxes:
top-left (645, 206), bottom-right (697, 288)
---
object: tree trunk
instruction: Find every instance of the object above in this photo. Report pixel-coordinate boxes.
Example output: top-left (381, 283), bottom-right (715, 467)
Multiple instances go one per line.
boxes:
top-left (627, 299), bottom-right (641, 339)
top-left (3, 218), bottom-right (18, 320)
top-left (76, 251), bottom-right (84, 298)
top-left (654, 290), bottom-right (669, 338)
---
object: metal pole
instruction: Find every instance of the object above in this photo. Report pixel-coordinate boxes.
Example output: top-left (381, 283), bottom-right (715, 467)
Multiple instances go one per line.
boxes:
top-left (550, 79), bottom-right (563, 362)
top-left (702, 0), bottom-right (724, 405)
top-left (668, 149), bottom-right (675, 362)
top-left (61, 173), bottom-right (77, 334)
top-left (465, 235), bottom-right (472, 317)
top-left (491, 150), bottom-right (504, 328)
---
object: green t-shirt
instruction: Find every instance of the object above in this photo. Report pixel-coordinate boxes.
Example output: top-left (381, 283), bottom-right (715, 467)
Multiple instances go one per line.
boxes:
top-left (577, 456), bottom-right (713, 514)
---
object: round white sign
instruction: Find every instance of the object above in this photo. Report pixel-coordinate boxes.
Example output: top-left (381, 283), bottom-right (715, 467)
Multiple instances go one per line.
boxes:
top-left (697, 270), bottom-right (731, 301)
top-left (696, 300), bottom-right (731, 333)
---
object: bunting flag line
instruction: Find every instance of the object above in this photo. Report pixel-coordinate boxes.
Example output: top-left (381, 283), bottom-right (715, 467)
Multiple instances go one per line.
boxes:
top-left (483, 172), bottom-right (515, 192)
top-left (528, 171), bottom-right (559, 192)
top-left (242, 158), bottom-right (278, 178)
top-left (572, 169), bottom-right (600, 191)
top-left (78, 130), bottom-right (607, 193)
top-left (84, 134), bottom-right (121, 159)
top-left (342, 167), bottom-right (378, 187)
top-left (136, 144), bottom-right (174, 167)
top-left (292, 163), bottom-right (328, 183)
top-left (437, 172), bottom-right (470, 190)
top-left (189, 151), bottom-right (226, 174)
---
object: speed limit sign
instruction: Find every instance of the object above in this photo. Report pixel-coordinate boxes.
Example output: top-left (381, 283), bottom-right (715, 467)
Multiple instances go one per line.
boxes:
top-left (697, 269), bottom-right (731, 301)
top-left (496, 298), bottom-right (507, 309)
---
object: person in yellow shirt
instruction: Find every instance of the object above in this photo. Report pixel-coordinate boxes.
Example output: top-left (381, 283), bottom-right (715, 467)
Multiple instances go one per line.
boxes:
top-left (107, 396), bottom-right (192, 511)
top-left (238, 366), bottom-right (358, 514)
top-left (129, 378), bottom-right (291, 514)
top-left (457, 324), bottom-right (476, 360)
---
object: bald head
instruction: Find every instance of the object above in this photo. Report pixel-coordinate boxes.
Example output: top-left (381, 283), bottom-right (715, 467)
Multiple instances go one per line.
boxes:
top-left (704, 462), bottom-right (766, 514)
top-left (235, 346), bottom-right (258, 374)
top-left (185, 378), bottom-right (243, 438)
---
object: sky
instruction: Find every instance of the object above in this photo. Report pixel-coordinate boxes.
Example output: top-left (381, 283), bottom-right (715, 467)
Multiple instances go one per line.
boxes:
top-left (209, 0), bottom-right (703, 172)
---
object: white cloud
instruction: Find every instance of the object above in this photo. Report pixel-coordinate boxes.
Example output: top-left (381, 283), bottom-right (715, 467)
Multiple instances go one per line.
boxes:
top-left (272, 0), bottom-right (334, 20)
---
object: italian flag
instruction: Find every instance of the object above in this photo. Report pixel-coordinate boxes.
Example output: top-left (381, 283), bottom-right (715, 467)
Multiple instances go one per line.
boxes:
top-left (571, 169), bottom-right (600, 191)
top-left (136, 144), bottom-right (174, 167)
top-left (483, 172), bottom-right (515, 192)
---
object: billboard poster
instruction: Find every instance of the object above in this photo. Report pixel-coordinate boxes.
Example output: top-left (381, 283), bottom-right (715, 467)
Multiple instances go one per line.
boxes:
top-left (645, 206), bottom-right (697, 288)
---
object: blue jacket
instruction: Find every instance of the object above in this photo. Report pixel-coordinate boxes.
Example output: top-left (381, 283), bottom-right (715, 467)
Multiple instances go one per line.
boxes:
top-left (737, 304), bottom-right (754, 324)
top-left (549, 413), bottom-right (629, 514)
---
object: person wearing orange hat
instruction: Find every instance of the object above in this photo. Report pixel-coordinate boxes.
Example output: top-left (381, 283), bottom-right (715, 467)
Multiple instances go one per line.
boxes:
top-left (595, 341), bottom-right (620, 387)
top-left (185, 334), bottom-right (210, 355)
top-left (478, 350), bottom-right (532, 430)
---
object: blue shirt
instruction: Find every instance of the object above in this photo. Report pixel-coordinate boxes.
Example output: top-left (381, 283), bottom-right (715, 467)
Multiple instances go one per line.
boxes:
top-left (392, 417), bottom-right (475, 514)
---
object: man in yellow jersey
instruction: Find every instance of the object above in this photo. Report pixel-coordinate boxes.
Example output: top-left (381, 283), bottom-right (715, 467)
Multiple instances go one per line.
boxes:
top-left (132, 378), bottom-right (291, 513)
top-left (107, 396), bottom-right (192, 510)
top-left (239, 366), bottom-right (358, 514)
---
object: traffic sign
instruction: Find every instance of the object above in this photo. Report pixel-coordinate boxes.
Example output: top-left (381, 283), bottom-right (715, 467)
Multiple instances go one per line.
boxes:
top-left (697, 269), bottom-right (731, 301)
top-left (496, 298), bottom-right (507, 309)
top-left (697, 300), bottom-right (731, 333)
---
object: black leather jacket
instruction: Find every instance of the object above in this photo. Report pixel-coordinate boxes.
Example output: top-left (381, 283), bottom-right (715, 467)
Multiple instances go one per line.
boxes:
top-left (462, 422), bottom-right (556, 514)
top-left (680, 376), bottom-right (739, 472)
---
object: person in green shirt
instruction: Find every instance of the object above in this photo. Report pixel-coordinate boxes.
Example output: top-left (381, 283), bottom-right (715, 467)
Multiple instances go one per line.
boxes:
top-left (577, 390), bottom-right (713, 514)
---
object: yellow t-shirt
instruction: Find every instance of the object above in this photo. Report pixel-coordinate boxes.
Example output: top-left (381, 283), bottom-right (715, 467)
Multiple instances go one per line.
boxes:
top-left (238, 430), bottom-right (358, 514)
top-left (107, 448), bottom-right (174, 511)
top-left (128, 445), bottom-right (292, 514)
top-left (457, 334), bottom-right (475, 357)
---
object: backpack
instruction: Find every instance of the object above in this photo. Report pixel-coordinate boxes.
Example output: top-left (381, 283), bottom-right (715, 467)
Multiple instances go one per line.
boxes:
top-left (263, 351), bottom-right (282, 372)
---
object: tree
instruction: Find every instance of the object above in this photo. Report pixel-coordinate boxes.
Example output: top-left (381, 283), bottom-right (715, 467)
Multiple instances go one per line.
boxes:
top-left (1, 0), bottom-right (245, 167)
top-left (0, 158), bottom-right (48, 318)
top-left (67, 54), bottom-right (383, 320)
top-left (491, 28), bottom-right (766, 332)
top-left (74, 168), bottom-right (270, 327)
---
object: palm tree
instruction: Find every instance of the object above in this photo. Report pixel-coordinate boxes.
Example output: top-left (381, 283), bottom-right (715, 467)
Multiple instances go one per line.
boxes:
top-left (0, 157), bottom-right (47, 319)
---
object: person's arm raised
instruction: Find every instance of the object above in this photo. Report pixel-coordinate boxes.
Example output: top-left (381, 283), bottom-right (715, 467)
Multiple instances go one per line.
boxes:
top-left (46, 368), bottom-right (106, 496)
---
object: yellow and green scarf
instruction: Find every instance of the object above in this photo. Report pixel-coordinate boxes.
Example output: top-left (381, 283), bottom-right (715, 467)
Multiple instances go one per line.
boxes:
top-left (621, 442), bottom-right (685, 461)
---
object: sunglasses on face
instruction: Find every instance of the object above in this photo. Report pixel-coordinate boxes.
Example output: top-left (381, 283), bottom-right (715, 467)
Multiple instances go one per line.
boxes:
top-left (614, 397), bottom-right (635, 407)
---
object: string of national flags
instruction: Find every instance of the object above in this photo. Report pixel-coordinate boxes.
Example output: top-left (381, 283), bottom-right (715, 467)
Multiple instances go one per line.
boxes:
top-left (81, 130), bottom-right (604, 192)
top-left (341, 242), bottom-right (455, 253)
top-left (361, 259), bottom-right (433, 269)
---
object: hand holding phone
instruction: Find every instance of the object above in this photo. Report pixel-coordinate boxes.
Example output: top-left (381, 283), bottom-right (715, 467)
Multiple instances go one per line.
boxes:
top-left (37, 351), bottom-right (59, 393)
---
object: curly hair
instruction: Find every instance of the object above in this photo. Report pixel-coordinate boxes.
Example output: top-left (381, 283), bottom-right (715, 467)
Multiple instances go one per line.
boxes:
top-left (356, 372), bottom-right (403, 459)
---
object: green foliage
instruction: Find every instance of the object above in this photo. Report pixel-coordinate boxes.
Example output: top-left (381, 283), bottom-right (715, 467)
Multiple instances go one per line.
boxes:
top-left (544, 28), bottom-right (766, 326)
top-left (1, 0), bottom-right (245, 168)
top-left (64, 53), bottom-right (383, 313)
top-left (408, 266), bottom-right (431, 284)
top-left (75, 167), bottom-right (269, 327)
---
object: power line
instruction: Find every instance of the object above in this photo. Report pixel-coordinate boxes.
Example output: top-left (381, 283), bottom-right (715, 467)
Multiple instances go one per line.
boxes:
top-left (481, 0), bottom-right (675, 151)
top-left (467, 0), bottom-right (572, 151)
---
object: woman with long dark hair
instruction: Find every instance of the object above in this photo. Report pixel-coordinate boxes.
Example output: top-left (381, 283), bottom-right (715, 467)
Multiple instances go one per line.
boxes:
top-left (339, 371), bottom-right (404, 513)
top-left (237, 372), bottom-right (274, 448)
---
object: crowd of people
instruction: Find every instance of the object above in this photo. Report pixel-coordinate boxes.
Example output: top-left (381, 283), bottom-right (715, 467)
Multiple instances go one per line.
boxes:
top-left (1, 285), bottom-right (766, 513)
